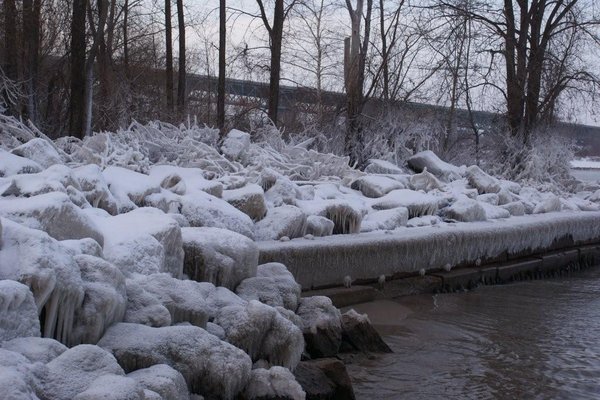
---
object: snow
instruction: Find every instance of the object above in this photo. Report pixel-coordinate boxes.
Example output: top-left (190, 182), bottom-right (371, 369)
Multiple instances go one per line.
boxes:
top-left (444, 198), bottom-right (487, 222)
top-left (407, 150), bottom-right (463, 181)
top-left (11, 138), bottom-right (63, 169)
top-left (73, 374), bottom-right (145, 400)
top-left (222, 184), bottom-right (267, 221)
top-left (0, 148), bottom-right (42, 176)
top-left (360, 207), bottom-right (409, 232)
top-left (221, 129), bottom-right (251, 161)
top-left (0, 280), bottom-right (41, 342)
top-left (149, 165), bottom-right (223, 197)
top-left (127, 364), bottom-right (190, 400)
top-left (350, 175), bottom-right (404, 198)
top-left (236, 262), bottom-right (301, 310)
top-left (73, 164), bottom-right (119, 214)
top-left (409, 168), bottom-right (443, 191)
top-left (2, 337), bottom-right (67, 364)
top-left (305, 215), bottom-right (335, 237)
top-left (255, 205), bottom-right (306, 241)
top-left (371, 189), bottom-right (438, 218)
top-left (364, 159), bottom-right (407, 175)
top-left (103, 166), bottom-right (161, 212)
top-left (466, 165), bottom-right (502, 194)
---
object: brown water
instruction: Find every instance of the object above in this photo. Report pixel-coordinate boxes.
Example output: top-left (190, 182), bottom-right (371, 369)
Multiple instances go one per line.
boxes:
top-left (347, 268), bottom-right (600, 399)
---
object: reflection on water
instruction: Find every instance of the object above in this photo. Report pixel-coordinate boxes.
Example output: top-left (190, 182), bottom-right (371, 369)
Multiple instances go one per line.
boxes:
top-left (348, 268), bottom-right (600, 400)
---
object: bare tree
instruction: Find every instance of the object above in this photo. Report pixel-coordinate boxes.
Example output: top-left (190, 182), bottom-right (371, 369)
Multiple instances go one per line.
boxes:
top-left (218, 0), bottom-right (226, 132)
top-left (165, 0), bottom-right (174, 112)
top-left (22, 0), bottom-right (41, 122)
top-left (2, 0), bottom-right (18, 114)
top-left (69, 0), bottom-right (87, 138)
top-left (176, 0), bottom-right (186, 116)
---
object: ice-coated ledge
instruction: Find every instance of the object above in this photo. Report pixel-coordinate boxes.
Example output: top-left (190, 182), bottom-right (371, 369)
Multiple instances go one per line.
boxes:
top-left (258, 211), bottom-right (600, 289)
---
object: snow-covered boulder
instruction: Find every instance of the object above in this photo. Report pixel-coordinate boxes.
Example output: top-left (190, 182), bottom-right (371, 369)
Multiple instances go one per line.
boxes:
top-left (236, 262), bottom-right (301, 311)
top-left (466, 165), bottom-right (501, 194)
top-left (242, 367), bottom-right (305, 400)
top-left (350, 175), bottom-right (404, 198)
top-left (60, 238), bottom-right (104, 258)
top-left (371, 189), bottom-right (438, 218)
top-left (364, 159), bottom-right (406, 175)
top-left (501, 201), bottom-right (526, 216)
top-left (0, 349), bottom-right (41, 400)
top-left (39, 344), bottom-right (125, 400)
top-left (182, 227), bottom-right (258, 290)
top-left (296, 296), bottom-right (342, 358)
top-left (2, 337), bottom-right (67, 364)
top-left (568, 196), bottom-right (600, 211)
top-left (222, 184), bottom-right (267, 221)
top-left (409, 168), bottom-right (443, 192)
top-left (149, 165), bottom-right (223, 198)
top-left (0, 164), bottom-right (78, 198)
top-left (407, 215), bottom-right (442, 227)
top-left (0, 280), bottom-right (40, 342)
top-left (221, 129), bottom-right (251, 161)
top-left (0, 149), bottom-right (42, 176)
top-left (479, 202), bottom-right (511, 220)
top-left (477, 193), bottom-right (499, 205)
top-left (305, 215), bottom-right (334, 237)
top-left (98, 323), bottom-right (252, 399)
top-left (103, 166), bottom-right (161, 212)
top-left (73, 164), bottom-right (119, 215)
top-left (73, 375), bottom-right (145, 400)
top-left (11, 138), bottom-right (63, 168)
top-left (123, 279), bottom-right (172, 327)
top-left (407, 151), bottom-right (462, 181)
top-left (444, 198), bottom-right (487, 222)
top-left (214, 300), bottom-right (304, 370)
top-left (265, 176), bottom-right (301, 207)
top-left (95, 208), bottom-right (184, 278)
top-left (0, 219), bottom-right (85, 345)
top-left (255, 205), bottom-right (306, 241)
top-left (128, 364), bottom-right (190, 400)
top-left (300, 200), bottom-right (363, 235)
top-left (360, 207), bottom-right (408, 233)
top-left (533, 194), bottom-right (561, 214)
top-left (71, 255), bottom-right (127, 345)
top-left (0, 192), bottom-right (104, 246)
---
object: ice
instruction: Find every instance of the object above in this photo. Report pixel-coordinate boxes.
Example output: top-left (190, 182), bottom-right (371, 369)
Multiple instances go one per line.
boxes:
top-left (222, 184), bottom-right (267, 221)
top-left (236, 262), bottom-right (301, 310)
top-left (103, 166), bottom-right (161, 212)
top-left (60, 238), bottom-right (104, 257)
top-left (296, 296), bottom-right (342, 358)
top-left (255, 205), bottom-right (307, 241)
top-left (73, 164), bottom-right (119, 215)
top-left (264, 175), bottom-right (301, 207)
top-left (479, 201), bottom-right (511, 219)
top-left (11, 138), bottom-right (63, 169)
top-left (0, 280), bottom-right (41, 342)
top-left (407, 150), bottom-right (463, 181)
top-left (98, 323), bottom-right (252, 399)
top-left (305, 215), bottom-right (334, 237)
top-left (0, 349), bottom-right (40, 400)
top-left (0, 192), bottom-right (104, 245)
top-left (350, 175), bottom-right (404, 198)
top-left (182, 227), bottom-right (259, 290)
top-left (444, 198), bottom-right (487, 222)
top-left (221, 129), bottom-right (251, 161)
top-left (127, 364), bottom-right (190, 400)
top-left (0, 219), bottom-right (84, 345)
top-left (477, 193), bottom-right (499, 205)
top-left (149, 165), bottom-right (223, 197)
top-left (2, 337), bottom-right (67, 364)
top-left (360, 207), bottom-right (409, 232)
top-left (299, 199), bottom-right (363, 234)
top-left (242, 367), bottom-right (305, 400)
top-left (371, 189), bottom-right (438, 218)
top-left (73, 374), bottom-right (145, 400)
top-left (501, 201), bottom-right (526, 216)
top-left (0, 149), bottom-right (42, 176)
top-left (409, 168), bottom-right (443, 191)
top-left (406, 215), bottom-right (442, 227)
top-left (364, 159), bottom-right (406, 175)
top-left (466, 165), bottom-right (502, 194)
top-left (123, 279), bottom-right (172, 327)
top-left (0, 164), bottom-right (78, 198)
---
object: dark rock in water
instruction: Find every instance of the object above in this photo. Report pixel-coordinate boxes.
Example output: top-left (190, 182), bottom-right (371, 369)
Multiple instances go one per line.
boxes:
top-left (339, 310), bottom-right (392, 353)
top-left (294, 358), bottom-right (355, 400)
top-left (296, 297), bottom-right (342, 358)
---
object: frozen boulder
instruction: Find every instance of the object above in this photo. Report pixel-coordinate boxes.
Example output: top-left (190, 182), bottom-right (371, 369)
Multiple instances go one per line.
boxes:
top-left (371, 189), bottom-right (438, 218)
top-left (407, 151), bottom-right (462, 181)
top-left (533, 194), bottom-right (561, 214)
top-left (340, 310), bottom-right (392, 353)
top-left (103, 166), bottom-right (161, 212)
top-left (222, 184), bottom-right (267, 221)
top-left (409, 168), bottom-right (443, 192)
top-left (71, 255), bottom-right (127, 345)
top-left (479, 202), bottom-right (511, 220)
top-left (0, 280), bottom-right (40, 342)
top-left (73, 375), bottom-right (145, 400)
top-left (60, 238), bottom-right (104, 258)
top-left (73, 164), bottom-right (119, 215)
top-left (477, 193), bottom-right (499, 205)
top-left (214, 300), bottom-right (304, 370)
top-left (0, 192), bottom-right (104, 246)
top-left (242, 367), bottom-right (305, 400)
top-left (294, 358), bottom-right (355, 400)
top-left (300, 200), bottom-right (363, 235)
top-left (0, 219), bottom-right (85, 345)
top-left (0, 164), bottom-right (78, 198)
top-left (364, 159), bottom-right (406, 175)
top-left (497, 188), bottom-right (515, 205)
top-left (0, 149), bottom-right (42, 176)
top-left (221, 129), bottom-right (251, 161)
top-left (444, 199), bottom-right (487, 222)
top-left (149, 165), bottom-right (223, 198)
top-left (182, 227), bottom-right (258, 290)
top-left (296, 296), bottom-right (342, 358)
top-left (123, 280), bottom-right (172, 327)
top-left (255, 205), bottom-right (306, 241)
top-left (98, 323), bottom-right (252, 399)
top-left (568, 196), bottom-right (600, 212)
top-left (407, 215), bottom-right (442, 227)
top-left (128, 364), bottom-right (190, 400)
top-left (305, 215), bottom-right (334, 237)
top-left (2, 337), bottom-right (67, 364)
top-left (466, 165), bottom-right (501, 194)
top-left (236, 262), bottom-right (301, 311)
top-left (360, 207), bottom-right (408, 233)
top-left (95, 208), bottom-right (184, 278)
top-left (0, 349), bottom-right (41, 400)
top-left (350, 175), bottom-right (404, 198)
top-left (40, 344), bottom-right (125, 400)
top-left (265, 176), bottom-right (301, 207)
top-left (501, 201), bottom-right (526, 216)
top-left (11, 138), bottom-right (63, 168)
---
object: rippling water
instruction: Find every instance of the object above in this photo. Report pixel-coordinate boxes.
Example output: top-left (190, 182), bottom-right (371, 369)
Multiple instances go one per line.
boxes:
top-left (348, 268), bottom-right (600, 399)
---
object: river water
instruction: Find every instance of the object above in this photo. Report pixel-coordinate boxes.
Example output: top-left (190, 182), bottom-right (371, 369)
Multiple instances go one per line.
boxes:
top-left (347, 267), bottom-right (600, 399)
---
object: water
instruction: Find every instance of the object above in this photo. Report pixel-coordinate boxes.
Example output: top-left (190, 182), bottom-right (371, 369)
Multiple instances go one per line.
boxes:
top-left (348, 268), bottom-right (600, 399)
top-left (571, 169), bottom-right (600, 182)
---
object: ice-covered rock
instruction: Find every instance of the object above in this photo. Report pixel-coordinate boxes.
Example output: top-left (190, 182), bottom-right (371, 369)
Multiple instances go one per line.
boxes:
top-left (360, 207), bottom-right (408, 232)
top-left (304, 215), bottom-right (334, 237)
top-left (214, 300), bottom-right (304, 370)
top-left (0, 192), bottom-right (104, 245)
top-left (533, 194), bottom-right (561, 214)
top-left (103, 166), bottom-right (160, 212)
top-left (0, 164), bottom-right (78, 198)
top-left (149, 165), bottom-right (223, 197)
top-left (364, 159), bottom-right (406, 175)
top-left (236, 262), bottom-right (301, 311)
top-left (73, 164), bottom-right (119, 215)
top-left (497, 188), bottom-right (515, 205)
top-left (477, 193), bottom-right (499, 205)
top-left (444, 198), bottom-right (487, 222)
top-left (73, 374), bottom-right (145, 400)
top-left (264, 176), bottom-right (301, 207)
top-left (71, 255), bottom-right (127, 345)
top-left (2, 337), bottom-right (67, 364)
top-left (40, 344), bottom-right (125, 400)
top-left (407, 150), bottom-right (462, 181)
top-left (299, 199), bottom-right (364, 235)
top-left (0, 280), bottom-right (40, 342)
top-left (479, 202), bottom-right (511, 220)
top-left (0, 349), bottom-right (41, 400)
top-left (242, 367), bottom-right (305, 400)
top-left (255, 205), bottom-right (306, 241)
top-left (95, 208), bottom-right (184, 278)
top-left (0, 149), bottom-right (42, 176)
top-left (500, 201), bottom-right (526, 216)
top-left (128, 364), bottom-right (190, 400)
top-left (350, 175), bottom-right (404, 198)
top-left (466, 165), bottom-right (501, 194)
top-left (371, 189), bottom-right (438, 218)
top-left (98, 323), bottom-right (252, 399)
top-left (294, 358), bottom-right (355, 400)
top-left (60, 238), bottom-right (104, 257)
top-left (182, 227), bottom-right (258, 290)
top-left (123, 279), bottom-right (172, 327)
top-left (340, 310), bottom-right (392, 353)
top-left (11, 138), bottom-right (63, 168)
top-left (296, 296), bottom-right (342, 358)
top-left (221, 129), bottom-right (251, 161)
top-left (0, 219), bottom-right (85, 344)
top-left (406, 215), bottom-right (442, 227)
top-left (222, 184), bottom-right (267, 221)
top-left (409, 168), bottom-right (443, 192)
top-left (568, 196), bottom-right (600, 211)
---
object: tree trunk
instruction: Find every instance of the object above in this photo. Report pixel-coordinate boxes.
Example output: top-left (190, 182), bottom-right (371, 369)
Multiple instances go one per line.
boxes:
top-left (2, 0), bottom-right (18, 113)
top-left (165, 0), bottom-right (174, 113)
top-left (176, 0), bottom-right (186, 116)
top-left (123, 0), bottom-right (130, 75)
top-left (217, 0), bottom-right (226, 132)
top-left (267, 0), bottom-right (284, 125)
top-left (22, 0), bottom-right (41, 122)
top-left (379, 0), bottom-right (389, 101)
top-left (69, 0), bottom-right (87, 138)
